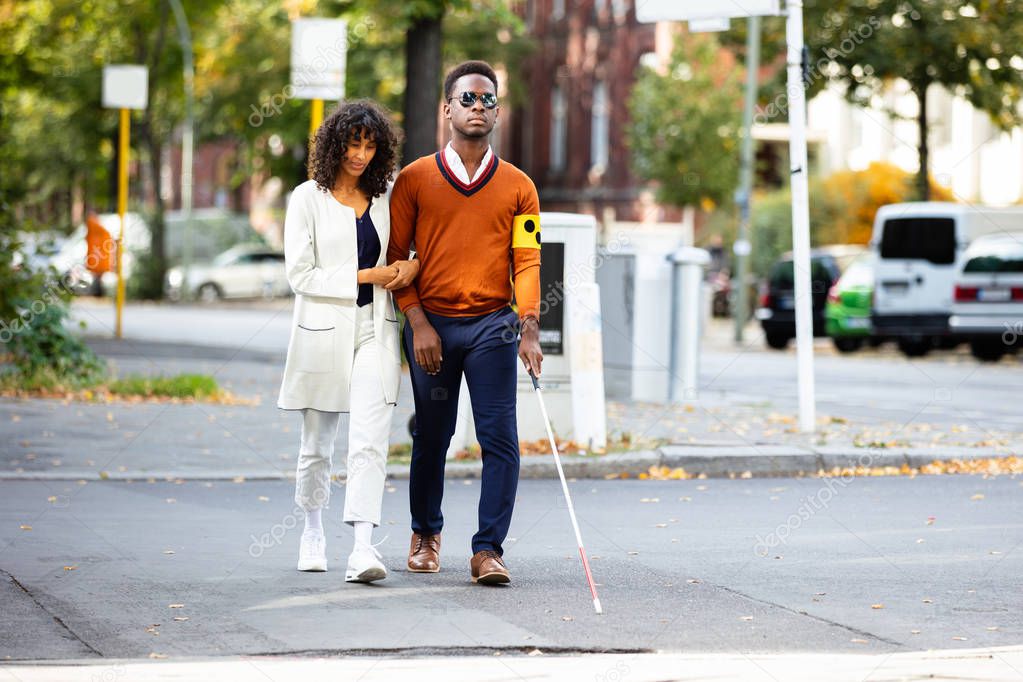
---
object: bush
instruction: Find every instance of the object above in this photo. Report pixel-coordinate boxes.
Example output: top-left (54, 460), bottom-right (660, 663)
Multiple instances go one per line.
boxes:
top-left (0, 201), bottom-right (107, 390)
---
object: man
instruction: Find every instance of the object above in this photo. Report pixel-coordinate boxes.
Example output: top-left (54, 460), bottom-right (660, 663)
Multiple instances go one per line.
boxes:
top-left (387, 60), bottom-right (542, 585)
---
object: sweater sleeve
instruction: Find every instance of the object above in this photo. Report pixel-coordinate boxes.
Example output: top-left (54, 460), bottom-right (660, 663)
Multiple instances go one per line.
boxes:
top-left (283, 185), bottom-right (358, 301)
top-left (512, 177), bottom-right (542, 321)
top-left (386, 168), bottom-right (422, 313)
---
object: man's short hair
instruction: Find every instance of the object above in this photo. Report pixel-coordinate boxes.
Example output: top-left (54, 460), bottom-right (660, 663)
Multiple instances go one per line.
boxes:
top-left (443, 60), bottom-right (499, 101)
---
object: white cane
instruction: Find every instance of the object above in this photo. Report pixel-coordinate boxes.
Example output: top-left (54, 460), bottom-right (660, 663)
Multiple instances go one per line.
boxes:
top-left (529, 370), bottom-right (603, 615)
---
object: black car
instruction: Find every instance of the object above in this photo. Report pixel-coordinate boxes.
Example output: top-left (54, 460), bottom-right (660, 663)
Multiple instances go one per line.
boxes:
top-left (756, 246), bottom-right (865, 350)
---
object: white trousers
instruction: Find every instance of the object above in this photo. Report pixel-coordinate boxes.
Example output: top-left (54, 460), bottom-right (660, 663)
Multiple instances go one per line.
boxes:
top-left (294, 303), bottom-right (392, 527)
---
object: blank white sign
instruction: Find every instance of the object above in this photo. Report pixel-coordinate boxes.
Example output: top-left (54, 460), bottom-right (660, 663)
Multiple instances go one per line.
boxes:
top-left (689, 17), bottom-right (731, 32)
top-left (102, 65), bottom-right (148, 110)
top-left (636, 0), bottom-right (780, 22)
top-left (291, 18), bottom-right (348, 100)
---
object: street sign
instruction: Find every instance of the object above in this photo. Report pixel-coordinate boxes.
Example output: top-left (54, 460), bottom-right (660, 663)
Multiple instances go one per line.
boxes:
top-left (102, 65), bottom-right (148, 110)
top-left (290, 18), bottom-right (348, 101)
top-left (635, 0), bottom-right (780, 22)
top-left (689, 17), bottom-right (731, 33)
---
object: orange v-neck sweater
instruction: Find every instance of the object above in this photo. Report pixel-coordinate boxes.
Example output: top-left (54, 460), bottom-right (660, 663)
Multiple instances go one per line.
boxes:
top-left (387, 151), bottom-right (542, 320)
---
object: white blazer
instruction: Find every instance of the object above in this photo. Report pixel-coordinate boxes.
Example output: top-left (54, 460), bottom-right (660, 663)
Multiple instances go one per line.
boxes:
top-left (277, 179), bottom-right (401, 412)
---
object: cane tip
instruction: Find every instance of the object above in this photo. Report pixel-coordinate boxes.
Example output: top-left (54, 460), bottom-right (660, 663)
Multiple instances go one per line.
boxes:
top-left (593, 598), bottom-right (603, 615)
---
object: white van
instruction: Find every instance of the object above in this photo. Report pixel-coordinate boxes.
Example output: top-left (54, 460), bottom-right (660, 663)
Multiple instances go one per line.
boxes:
top-left (870, 202), bottom-right (1023, 357)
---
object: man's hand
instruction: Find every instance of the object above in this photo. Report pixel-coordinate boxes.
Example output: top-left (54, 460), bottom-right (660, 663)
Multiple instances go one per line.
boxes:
top-left (518, 316), bottom-right (543, 377)
top-left (384, 258), bottom-right (420, 290)
top-left (405, 306), bottom-right (442, 375)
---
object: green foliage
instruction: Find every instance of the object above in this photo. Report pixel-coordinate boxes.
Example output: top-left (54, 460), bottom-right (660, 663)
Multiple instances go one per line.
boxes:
top-left (107, 373), bottom-right (218, 399)
top-left (723, 2), bottom-right (1023, 199)
top-left (0, 202), bottom-right (106, 390)
top-left (626, 34), bottom-right (743, 209)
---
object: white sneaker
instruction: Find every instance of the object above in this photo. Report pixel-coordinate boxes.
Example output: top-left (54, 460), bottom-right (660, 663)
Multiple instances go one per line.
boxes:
top-left (345, 541), bottom-right (387, 583)
top-left (297, 529), bottom-right (327, 572)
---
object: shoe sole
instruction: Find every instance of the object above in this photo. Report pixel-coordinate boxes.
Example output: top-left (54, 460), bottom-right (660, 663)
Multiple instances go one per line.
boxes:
top-left (472, 571), bottom-right (510, 585)
top-left (297, 562), bottom-right (327, 572)
top-left (346, 566), bottom-right (387, 583)
top-left (407, 565), bottom-right (440, 573)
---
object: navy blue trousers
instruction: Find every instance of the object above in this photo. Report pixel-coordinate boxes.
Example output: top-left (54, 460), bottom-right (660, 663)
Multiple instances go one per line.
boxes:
top-left (403, 305), bottom-right (520, 555)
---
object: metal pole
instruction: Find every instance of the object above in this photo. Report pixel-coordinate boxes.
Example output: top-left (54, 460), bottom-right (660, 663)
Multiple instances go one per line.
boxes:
top-left (115, 107), bottom-right (129, 339)
top-left (785, 0), bottom-right (816, 432)
top-left (168, 0), bottom-right (194, 301)
top-left (733, 15), bottom-right (761, 343)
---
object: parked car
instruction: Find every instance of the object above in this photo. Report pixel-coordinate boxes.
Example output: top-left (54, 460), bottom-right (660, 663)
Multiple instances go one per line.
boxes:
top-left (870, 202), bottom-right (1023, 357)
top-left (948, 234), bottom-right (1023, 362)
top-left (825, 251), bottom-right (878, 353)
top-left (756, 245), bottom-right (864, 350)
top-left (165, 245), bottom-right (290, 302)
top-left (48, 213), bottom-right (150, 296)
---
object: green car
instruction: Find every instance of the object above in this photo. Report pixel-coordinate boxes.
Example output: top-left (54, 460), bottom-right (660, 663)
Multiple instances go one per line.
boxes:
top-left (825, 252), bottom-right (875, 353)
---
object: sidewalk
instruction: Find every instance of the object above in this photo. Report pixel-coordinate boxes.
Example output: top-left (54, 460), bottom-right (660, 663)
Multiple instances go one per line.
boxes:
top-left (5, 647), bottom-right (1023, 681)
top-left (2, 301), bottom-right (1016, 482)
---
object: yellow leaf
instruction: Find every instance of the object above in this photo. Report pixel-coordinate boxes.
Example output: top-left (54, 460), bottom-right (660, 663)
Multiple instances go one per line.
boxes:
top-left (871, 603), bottom-right (884, 609)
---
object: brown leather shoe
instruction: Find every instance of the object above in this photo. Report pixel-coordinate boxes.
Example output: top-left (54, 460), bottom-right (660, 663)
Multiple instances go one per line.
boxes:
top-left (407, 532), bottom-right (441, 573)
top-left (470, 550), bottom-right (510, 585)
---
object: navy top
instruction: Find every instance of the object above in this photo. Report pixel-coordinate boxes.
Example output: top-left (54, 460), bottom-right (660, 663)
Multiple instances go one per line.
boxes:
top-left (355, 204), bottom-right (380, 307)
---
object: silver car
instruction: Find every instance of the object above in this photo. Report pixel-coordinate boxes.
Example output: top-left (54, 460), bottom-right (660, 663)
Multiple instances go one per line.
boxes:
top-left (166, 245), bottom-right (291, 302)
top-left (949, 234), bottom-right (1023, 361)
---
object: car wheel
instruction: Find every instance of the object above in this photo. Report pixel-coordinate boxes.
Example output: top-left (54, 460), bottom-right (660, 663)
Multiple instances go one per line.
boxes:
top-left (197, 283), bottom-right (223, 303)
top-left (765, 332), bottom-right (790, 350)
top-left (897, 338), bottom-right (932, 358)
top-left (969, 339), bottom-right (1006, 363)
top-left (832, 337), bottom-right (863, 353)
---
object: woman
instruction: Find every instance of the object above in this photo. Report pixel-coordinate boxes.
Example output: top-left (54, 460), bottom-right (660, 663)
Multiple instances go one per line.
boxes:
top-left (277, 100), bottom-right (417, 583)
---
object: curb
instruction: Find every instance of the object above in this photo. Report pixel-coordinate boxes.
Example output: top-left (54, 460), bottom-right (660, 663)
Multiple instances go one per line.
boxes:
top-left (0, 447), bottom-right (1013, 482)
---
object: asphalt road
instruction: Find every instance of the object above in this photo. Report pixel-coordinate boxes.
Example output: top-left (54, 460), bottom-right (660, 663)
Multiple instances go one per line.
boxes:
top-left (2, 475), bottom-right (1020, 661)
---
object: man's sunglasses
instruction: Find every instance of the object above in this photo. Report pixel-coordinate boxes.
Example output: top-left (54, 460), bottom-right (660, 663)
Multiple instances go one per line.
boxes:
top-left (448, 91), bottom-right (498, 109)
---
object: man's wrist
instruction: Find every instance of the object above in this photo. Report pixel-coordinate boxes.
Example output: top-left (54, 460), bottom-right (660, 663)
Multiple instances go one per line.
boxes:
top-left (519, 316), bottom-right (539, 336)
top-left (405, 305), bottom-right (431, 330)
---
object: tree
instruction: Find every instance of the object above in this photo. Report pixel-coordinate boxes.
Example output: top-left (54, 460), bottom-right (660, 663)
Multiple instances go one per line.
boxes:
top-left (725, 1), bottom-right (1023, 201)
top-left (626, 34), bottom-right (743, 212)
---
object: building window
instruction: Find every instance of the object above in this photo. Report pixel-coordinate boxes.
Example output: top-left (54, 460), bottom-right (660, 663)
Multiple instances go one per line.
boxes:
top-left (552, 0), bottom-right (565, 21)
top-left (591, 81), bottom-right (609, 171)
top-left (550, 85), bottom-right (567, 172)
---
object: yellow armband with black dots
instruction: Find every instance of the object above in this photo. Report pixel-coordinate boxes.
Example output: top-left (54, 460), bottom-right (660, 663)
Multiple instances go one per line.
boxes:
top-left (512, 214), bottom-right (542, 249)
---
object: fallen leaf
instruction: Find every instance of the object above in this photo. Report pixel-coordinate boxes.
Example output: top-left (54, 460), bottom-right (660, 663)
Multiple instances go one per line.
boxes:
top-left (19, 525), bottom-right (31, 531)
top-left (739, 615), bottom-right (754, 621)
top-left (257, 496), bottom-right (269, 502)
top-left (922, 599), bottom-right (933, 604)
top-left (561, 616), bottom-right (574, 621)
top-left (63, 565), bottom-right (77, 571)
top-left (952, 636), bottom-right (968, 641)
top-left (168, 604), bottom-right (184, 609)
top-left (148, 653), bottom-right (167, 659)
top-left (162, 550), bottom-right (175, 555)
top-left (173, 616), bottom-right (188, 622)
top-left (971, 494), bottom-right (985, 501)
top-left (850, 638), bottom-right (868, 644)
top-left (871, 604), bottom-right (884, 610)
top-left (910, 630), bottom-right (921, 635)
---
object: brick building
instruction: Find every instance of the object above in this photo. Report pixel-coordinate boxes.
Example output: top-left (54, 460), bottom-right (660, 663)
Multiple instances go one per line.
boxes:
top-left (505, 0), bottom-right (681, 224)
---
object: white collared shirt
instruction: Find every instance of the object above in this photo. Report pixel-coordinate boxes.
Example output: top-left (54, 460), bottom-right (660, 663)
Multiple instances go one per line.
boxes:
top-left (443, 142), bottom-right (493, 184)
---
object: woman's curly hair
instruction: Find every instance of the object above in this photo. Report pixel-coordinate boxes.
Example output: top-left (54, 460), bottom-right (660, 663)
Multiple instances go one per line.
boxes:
top-left (309, 99), bottom-right (401, 198)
